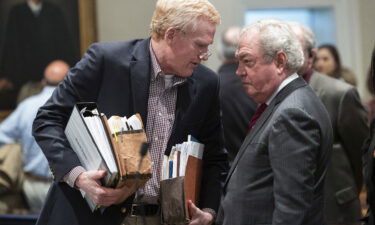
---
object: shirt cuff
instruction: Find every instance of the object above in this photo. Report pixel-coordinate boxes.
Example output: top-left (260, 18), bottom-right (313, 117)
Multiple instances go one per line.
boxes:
top-left (63, 166), bottom-right (86, 188)
top-left (202, 208), bottom-right (216, 221)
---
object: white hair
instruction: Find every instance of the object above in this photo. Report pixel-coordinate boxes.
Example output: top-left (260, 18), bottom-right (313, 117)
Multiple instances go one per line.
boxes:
top-left (241, 19), bottom-right (304, 73)
top-left (288, 22), bottom-right (316, 52)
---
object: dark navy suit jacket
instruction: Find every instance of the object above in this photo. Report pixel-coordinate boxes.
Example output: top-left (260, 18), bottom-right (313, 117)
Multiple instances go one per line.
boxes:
top-left (32, 38), bottom-right (228, 225)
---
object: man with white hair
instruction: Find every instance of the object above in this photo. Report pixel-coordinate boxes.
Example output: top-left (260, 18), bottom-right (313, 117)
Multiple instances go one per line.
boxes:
top-left (32, 0), bottom-right (227, 224)
top-left (217, 19), bottom-right (333, 225)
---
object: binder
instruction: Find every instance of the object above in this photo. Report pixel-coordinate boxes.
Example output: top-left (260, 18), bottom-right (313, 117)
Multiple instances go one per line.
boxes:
top-left (64, 102), bottom-right (152, 211)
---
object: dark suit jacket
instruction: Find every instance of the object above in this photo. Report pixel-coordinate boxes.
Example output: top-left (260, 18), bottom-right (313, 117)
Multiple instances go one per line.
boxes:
top-left (309, 71), bottom-right (368, 223)
top-left (217, 77), bottom-right (333, 225)
top-left (32, 39), bottom-right (228, 225)
top-left (218, 62), bottom-right (257, 164)
top-left (363, 120), bottom-right (375, 225)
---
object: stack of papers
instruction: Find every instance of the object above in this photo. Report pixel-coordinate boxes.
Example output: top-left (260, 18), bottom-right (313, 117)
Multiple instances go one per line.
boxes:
top-left (161, 135), bottom-right (204, 180)
top-left (65, 103), bottom-right (151, 212)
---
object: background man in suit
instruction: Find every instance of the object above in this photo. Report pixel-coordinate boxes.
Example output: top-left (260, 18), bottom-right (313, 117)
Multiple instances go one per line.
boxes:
top-left (218, 26), bottom-right (257, 164)
top-left (290, 23), bottom-right (368, 225)
top-left (217, 19), bottom-right (333, 225)
top-left (0, 60), bottom-right (69, 214)
top-left (32, 0), bottom-right (228, 225)
top-left (363, 46), bottom-right (375, 225)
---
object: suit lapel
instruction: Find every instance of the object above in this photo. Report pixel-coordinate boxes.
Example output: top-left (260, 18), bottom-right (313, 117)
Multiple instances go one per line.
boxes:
top-left (309, 71), bottom-right (326, 98)
top-left (129, 39), bottom-right (152, 126)
top-left (165, 77), bottom-right (195, 155)
top-left (224, 77), bottom-right (307, 187)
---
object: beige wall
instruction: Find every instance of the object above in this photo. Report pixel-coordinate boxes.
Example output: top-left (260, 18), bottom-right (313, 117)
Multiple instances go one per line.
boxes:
top-left (95, 0), bottom-right (375, 98)
top-left (96, 0), bottom-right (156, 42)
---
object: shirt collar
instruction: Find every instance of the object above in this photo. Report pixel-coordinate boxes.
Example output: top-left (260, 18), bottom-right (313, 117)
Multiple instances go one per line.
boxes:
top-left (266, 73), bottom-right (299, 105)
top-left (27, 0), bottom-right (42, 16)
top-left (149, 41), bottom-right (187, 88)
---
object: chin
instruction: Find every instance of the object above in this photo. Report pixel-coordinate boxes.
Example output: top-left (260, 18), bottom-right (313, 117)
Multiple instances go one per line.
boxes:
top-left (177, 70), bottom-right (194, 77)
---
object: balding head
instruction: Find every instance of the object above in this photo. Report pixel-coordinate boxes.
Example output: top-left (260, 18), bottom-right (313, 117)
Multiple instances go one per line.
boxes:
top-left (43, 60), bottom-right (69, 86)
top-left (221, 26), bottom-right (241, 60)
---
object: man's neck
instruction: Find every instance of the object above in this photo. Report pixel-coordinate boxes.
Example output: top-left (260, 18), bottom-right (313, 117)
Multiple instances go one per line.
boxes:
top-left (301, 68), bottom-right (313, 83)
top-left (150, 38), bottom-right (168, 73)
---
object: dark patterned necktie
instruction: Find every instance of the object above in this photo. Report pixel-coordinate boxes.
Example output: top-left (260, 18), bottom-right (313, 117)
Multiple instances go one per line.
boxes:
top-left (248, 103), bottom-right (267, 133)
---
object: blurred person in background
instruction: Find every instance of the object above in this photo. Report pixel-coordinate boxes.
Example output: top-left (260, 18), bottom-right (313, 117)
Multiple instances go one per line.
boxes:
top-left (218, 26), bottom-right (257, 164)
top-left (0, 0), bottom-right (77, 109)
top-left (314, 44), bottom-right (357, 86)
top-left (291, 22), bottom-right (368, 225)
top-left (364, 67), bottom-right (375, 123)
top-left (0, 60), bottom-right (69, 214)
top-left (362, 46), bottom-right (375, 225)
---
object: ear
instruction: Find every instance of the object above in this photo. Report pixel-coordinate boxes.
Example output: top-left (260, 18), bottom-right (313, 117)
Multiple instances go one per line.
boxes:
top-left (310, 48), bottom-right (317, 59)
top-left (164, 27), bottom-right (178, 42)
top-left (307, 48), bottom-right (317, 69)
top-left (274, 50), bottom-right (287, 73)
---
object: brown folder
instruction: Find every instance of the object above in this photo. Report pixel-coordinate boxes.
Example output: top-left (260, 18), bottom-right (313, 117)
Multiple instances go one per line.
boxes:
top-left (160, 155), bottom-right (202, 224)
top-left (101, 114), bottom-right (152, 189)
top-left (65, 103), bottom-right (152, 210)
top-left (184, 155), bottom-right (203, 214)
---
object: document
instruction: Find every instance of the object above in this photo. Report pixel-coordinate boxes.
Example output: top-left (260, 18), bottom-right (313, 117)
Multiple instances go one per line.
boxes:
top-left (65, 102), bottom-right (152, 212)
top-left (160, 135), bottom-right (204, 223)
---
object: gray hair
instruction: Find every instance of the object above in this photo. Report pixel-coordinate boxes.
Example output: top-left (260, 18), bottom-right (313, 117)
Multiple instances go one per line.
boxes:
top-left (241, 19), bottom-right (304, 73)
top-left (288, 22), bottom-right (316, 52)
top-left (221, 26), bottom-right (241, 59)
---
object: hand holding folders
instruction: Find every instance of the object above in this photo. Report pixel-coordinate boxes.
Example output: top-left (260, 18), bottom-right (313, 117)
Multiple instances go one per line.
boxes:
top-left (65, 103), bottom-right (152, 211)
top-left (160, 135), bottom-right (204, 224)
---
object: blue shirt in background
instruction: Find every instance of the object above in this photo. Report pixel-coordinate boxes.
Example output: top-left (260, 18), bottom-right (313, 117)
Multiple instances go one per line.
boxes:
top-left (0, 86), bottom-right (55, 178)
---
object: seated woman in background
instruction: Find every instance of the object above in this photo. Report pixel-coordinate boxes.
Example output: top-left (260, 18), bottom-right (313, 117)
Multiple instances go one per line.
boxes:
top-left (315, 44), bottom-right (357, 86)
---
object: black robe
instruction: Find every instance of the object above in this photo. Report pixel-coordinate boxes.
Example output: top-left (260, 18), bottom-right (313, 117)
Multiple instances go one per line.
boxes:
top-left (0, 2), bottom-right (78, 108)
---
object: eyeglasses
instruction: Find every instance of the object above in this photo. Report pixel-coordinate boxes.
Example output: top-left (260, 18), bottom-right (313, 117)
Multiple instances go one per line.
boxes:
top-left (199, 50), bottom-right (212, 60)
top-left (192, 41), bottom-right (212, 60)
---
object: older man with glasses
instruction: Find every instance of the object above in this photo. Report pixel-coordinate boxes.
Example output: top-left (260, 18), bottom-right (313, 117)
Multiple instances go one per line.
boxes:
top-left (32, 0), bottom-right (228, 225)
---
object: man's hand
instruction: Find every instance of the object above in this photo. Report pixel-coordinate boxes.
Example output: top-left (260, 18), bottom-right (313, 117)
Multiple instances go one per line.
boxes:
top-left (188, 200), bottom-right (214, 225)
top-left (75, 170), bottom-right (135, 206)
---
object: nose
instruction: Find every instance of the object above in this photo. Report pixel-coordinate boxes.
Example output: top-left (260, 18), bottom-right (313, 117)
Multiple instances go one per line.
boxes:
top-left (198, 51), bottom-right (211, 61)
top-left (236, 64), bottom-right (245, 77)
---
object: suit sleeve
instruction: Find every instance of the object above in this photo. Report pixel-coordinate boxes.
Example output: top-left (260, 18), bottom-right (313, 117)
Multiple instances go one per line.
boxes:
top-left (337, 87), bottom-right (369, 191)
top-left (32, 43), bottom-right (105, 181)
top-left (269, 108), bottom-right (321, 225)
top-left (199, 76), bottom-right (229, 212)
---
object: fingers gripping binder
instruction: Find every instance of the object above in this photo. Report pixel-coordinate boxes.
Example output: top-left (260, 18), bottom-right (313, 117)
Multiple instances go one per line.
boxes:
top-left (65, 102), bottom-right (152, 211)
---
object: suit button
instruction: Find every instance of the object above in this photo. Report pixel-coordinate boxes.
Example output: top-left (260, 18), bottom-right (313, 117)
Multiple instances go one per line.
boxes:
top-left (121, 207), bottom-right (127, 214)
